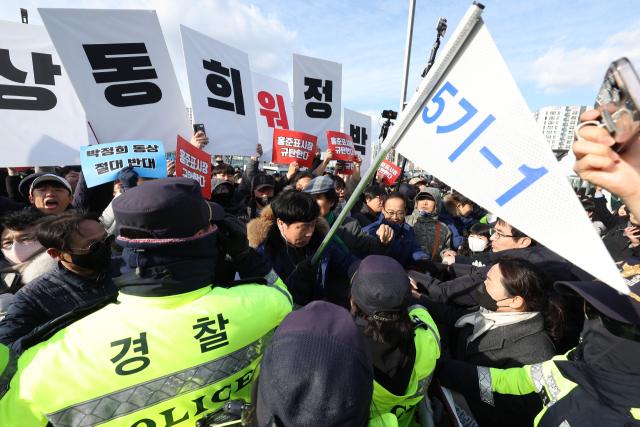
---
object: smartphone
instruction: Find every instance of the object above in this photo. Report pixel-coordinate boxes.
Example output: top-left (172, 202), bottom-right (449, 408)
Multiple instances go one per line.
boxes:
top-left (594, 58), bottom-right (640, 153)
top-left (193, 123), bottom-right (206, 136)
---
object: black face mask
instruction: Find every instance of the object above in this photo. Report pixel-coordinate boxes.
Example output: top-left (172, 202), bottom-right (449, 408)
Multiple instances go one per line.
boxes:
top-left (476, 282), bottom-right (510, 311)
top-left (258, 196), bottom-right (273, 207)
top-left (211, 193), bottom-right (232, 207)
top-left (581, 317), bottom-right (640, 376)
top-left (67, 243), bottom-right (112, 271)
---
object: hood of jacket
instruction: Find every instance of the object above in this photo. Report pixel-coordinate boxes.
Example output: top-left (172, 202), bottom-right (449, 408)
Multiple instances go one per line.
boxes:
top-left (409, 187), bottom-right (442, 224)
top-left (247, 205), bottom-right (331, 248)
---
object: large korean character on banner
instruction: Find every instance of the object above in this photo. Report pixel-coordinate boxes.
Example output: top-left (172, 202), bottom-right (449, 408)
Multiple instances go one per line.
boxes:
top-left (181, 25), bottom-right (259, 157)
top-left (176, 136), bottom-right (211, 198)
top-left (272, 129), bottom-right (316, 168)
top-left (251, 71), bottom-right (293, 160)
top-left (326, 131), bottom-right (355, 161)
top-left (0, 20), bottom-right (87, 167)
top-left (343, 108), bottom-right (372, 172)
top-left (377, 159), bottom-right (401, 186)
top-left (293, 53), bottom-right (341, 150)
top-left (39, 9), bottom-right (191, 152)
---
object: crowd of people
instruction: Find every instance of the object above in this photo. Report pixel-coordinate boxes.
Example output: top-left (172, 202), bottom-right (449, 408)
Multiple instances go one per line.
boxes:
top-left (0, 109), bottom-right (638, 427)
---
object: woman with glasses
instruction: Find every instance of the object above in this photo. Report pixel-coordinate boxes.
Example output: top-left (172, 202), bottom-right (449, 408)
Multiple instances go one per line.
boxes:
top-left (362, 192), bottom-right (439, 275)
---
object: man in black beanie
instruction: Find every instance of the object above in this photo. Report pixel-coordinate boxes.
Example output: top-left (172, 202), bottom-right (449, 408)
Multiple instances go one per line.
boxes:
top-left (0, 178), bottom-right (293, 426)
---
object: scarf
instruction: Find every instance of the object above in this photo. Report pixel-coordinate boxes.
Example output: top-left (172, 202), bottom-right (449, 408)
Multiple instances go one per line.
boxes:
top-left (455, 307), bottom-right (540, 342)
top-left (325, 211), bottom-right (351, 255)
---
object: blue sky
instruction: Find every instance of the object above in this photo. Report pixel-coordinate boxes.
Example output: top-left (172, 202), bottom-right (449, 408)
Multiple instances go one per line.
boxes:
top-left (3, 0), bottom-right (640, 124)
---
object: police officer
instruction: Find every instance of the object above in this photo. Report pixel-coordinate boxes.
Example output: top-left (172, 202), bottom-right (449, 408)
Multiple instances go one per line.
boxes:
top-left (437, 257), bottom-right (640, 426)
top-left (0, 178), bottom-right (292, 426)
top-left (349, 255), bottom-right (441, 426)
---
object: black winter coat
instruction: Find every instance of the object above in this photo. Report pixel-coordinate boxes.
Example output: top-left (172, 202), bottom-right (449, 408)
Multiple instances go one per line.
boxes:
top-left (594, 196), bottom-right (640, 261)
top-left (351, 204), bottom-right (379, 228)
top-left (0, 260), bottom-right (120, 354)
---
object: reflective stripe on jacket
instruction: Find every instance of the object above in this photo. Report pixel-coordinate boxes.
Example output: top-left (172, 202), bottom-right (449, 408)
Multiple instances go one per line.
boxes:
top-left (0, 271), bottom-right (292, 427)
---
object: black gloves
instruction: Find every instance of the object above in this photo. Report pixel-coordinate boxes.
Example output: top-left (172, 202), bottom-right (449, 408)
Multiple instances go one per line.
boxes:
top-left (418, 258), bottom-right (441, 277)
top-left (295, 255), bottom-right (321, 278)
top-left (118, 166), bottom-right (139, 190)
top-left (215, 214), bottom-right (250, 262)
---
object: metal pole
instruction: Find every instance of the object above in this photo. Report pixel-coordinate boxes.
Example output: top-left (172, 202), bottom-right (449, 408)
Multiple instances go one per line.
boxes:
top-left (399, 0), bottom-right (416, 113)
top-left (312, 2), bottom-right (485, 265)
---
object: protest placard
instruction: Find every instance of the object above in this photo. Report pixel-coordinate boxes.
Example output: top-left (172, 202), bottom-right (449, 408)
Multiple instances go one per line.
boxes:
top-left (382, 8), bottom-right (627, 292)
top-left (377, 160), bottom-right (401, 186)
top-left (326, 131), bottom-right (355, 161)
top-left (0, 20), bottom-right (87, 167)
top-left (80, 141), bottom-right (167, 188)
top-left (272, 129), bottom-right (317, 168)
top-left (181, 25), bottom-right (259, 157)
top-left (251, 72), bottom-right (293, 160)
top-left (39, 9), bottom-right (191, 152)
top-left (336, 160), bottom-right (355, 175)
top-left (343, 109), bottom-right (372, 172)
top-left (176, 135), bottom-right (211, 198)
top-left (293, 54), bottom-right (341, 150)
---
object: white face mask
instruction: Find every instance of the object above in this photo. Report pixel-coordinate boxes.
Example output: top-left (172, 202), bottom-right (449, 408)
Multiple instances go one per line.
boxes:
top-left (1, 240), bottom-right (43, 265)
top-left (486, 213), bottom-right (497, 223)
top-left (468, 236), bottom-right (488, 253)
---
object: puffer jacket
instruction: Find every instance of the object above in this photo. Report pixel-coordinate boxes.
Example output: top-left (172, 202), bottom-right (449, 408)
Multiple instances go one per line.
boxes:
top-left (405, 187), bottom-right (453, 262)
top-left (247, 206), bottom-right (359, 308)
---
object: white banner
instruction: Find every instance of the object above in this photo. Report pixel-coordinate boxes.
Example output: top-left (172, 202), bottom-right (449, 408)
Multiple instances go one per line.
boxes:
top-left (181, 25), bottom-right (259, 157)
top-left (387, 11), bottom-right (627, 293)
top-left (292, 53), bottom-right (341, 150)
top-left (343, 108), bottom-right (372, 173)
top-left (0, 20), bottom-right (87, 167)
top-left (251, 71), bottom-right (293, 160)
top-left (39, 9), bottom-right (191, 153)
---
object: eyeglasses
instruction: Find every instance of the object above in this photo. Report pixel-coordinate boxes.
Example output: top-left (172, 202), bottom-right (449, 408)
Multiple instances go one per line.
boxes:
top-left (336, 187), bottom-right (345, 192)
top-left (490, 228), bottom-right (514, 239)
top-left (67, 234), bottom-right (115, 254)
top-left (585, 301), bottom-right (640, 343)
top-left (384, 210), bottom-right (405, 219)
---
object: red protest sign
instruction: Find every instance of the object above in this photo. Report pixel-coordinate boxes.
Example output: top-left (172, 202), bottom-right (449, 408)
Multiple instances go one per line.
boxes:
top-left (377, 159), bottom-right (402, 186)
top-left (176, 135), bottom-right (211, 199)
top-left (326, 131), bottom-right (355, 161)
top-left (272, 129), bottom-right (317, 168)
top-left (336, 160), bottom-right (355, 175)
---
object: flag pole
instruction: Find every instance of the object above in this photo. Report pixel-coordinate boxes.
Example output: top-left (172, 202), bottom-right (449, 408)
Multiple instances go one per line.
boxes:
top-left (312, 2), bottom-right (485, 265)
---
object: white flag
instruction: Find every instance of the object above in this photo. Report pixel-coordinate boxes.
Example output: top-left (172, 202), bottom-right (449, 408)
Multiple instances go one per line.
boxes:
top-left (181, 25), bottom-right (259, 157)
top-left (292, 53), bottom-right (341, 150)
top-left (251, 71), bottom-right (293, 160)
top-left (387, 12), bottom-right (627, 293)
top-left (39, 9), bottom-right (191, 152)
top-left (0, 20), bottom-right (87, 167)
top-left (343, 108), bottom-right (372, 173)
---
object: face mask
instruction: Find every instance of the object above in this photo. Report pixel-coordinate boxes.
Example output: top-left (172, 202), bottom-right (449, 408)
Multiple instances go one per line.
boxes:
top-left (258, 196), bottom-right (273, 207)
top-left (1, 240), bottom-right (43, 265)
top-left (486, 213), bottom-right (497, 223)
top-left (468, 236), bottom-right (488, 253)
top-left (211, 193), bottom-right (232, 207)
top-left (66, 243), bottom-right (112, 271)
top-left (475, 282), bottom-right (510, 312)
top-left (418, 210), bottom-right (434, 216)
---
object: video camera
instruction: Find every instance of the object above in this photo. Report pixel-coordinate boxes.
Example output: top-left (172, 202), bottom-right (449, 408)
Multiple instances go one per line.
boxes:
top-left (382, 110), bottom-right (398, 120)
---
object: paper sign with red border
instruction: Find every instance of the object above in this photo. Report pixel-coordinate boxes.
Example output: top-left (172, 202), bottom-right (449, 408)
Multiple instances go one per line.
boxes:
top-left (326, 131), bottom-right (355, 161)
top-left (336, 160), bottom-right (354, 175)
top-left (272, 129), bottom-right (317, 168)
top-left (377, 159), bottom-right (401, 186)
top-left (176, 135), bottom-right (211, 199)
